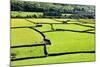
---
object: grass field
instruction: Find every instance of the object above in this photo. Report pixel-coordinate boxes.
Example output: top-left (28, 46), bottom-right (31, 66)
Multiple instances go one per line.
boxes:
top-left (53, 24), bottom-right (93, 31)
top-left (11, 28), bottom-right (43, 46)
top-left (45, 31), bottom-right (94, 54)
top-left (79, 19), bottom-right (95, 24)
top-left (11, 18), bottom-right (95, 66)
top-left (11, 46), bottom-right (45, 59)
top-left (27, 18), bottom-right (62, 23)
top-left (11, 53), bottom-right (95, 66)
top-left (11, 11), bottom-right (43, 18)
top-left (11, 19), bottom-right (35, 27)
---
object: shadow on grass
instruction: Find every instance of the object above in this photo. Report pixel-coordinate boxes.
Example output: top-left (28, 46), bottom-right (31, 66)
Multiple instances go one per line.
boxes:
top-left (25, 19), bottom-right (35, 24)
top-left (82, 29), bottom-right (95, 32)
top-left (48, 51), bottom-right (95, 56)
top-left (74, 23), bottom-right (95, 28)
top-left (42, 29), bottom-right (95, 34)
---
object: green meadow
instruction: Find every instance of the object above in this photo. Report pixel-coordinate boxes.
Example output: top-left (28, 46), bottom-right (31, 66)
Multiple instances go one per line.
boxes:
top-left (11, 1), bottom-right (95, 66)
top-left (11, 18), bottom-right (95, 66)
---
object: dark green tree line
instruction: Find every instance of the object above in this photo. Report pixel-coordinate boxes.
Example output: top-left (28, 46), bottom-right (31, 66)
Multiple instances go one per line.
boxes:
top-left (11, 0), bottom-right (95, 19)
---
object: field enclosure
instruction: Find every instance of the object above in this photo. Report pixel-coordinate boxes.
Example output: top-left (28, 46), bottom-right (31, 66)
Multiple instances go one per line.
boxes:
top-left (11, 18), bottom-right (95, 66)
top-left (10, 0), bottom-right (95, 66)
